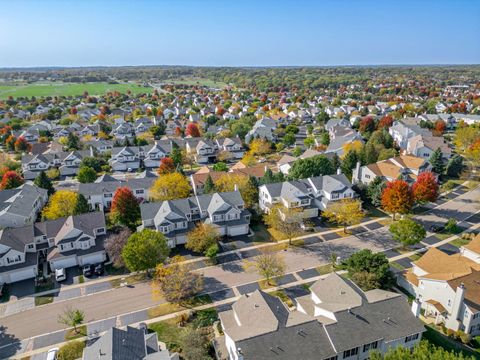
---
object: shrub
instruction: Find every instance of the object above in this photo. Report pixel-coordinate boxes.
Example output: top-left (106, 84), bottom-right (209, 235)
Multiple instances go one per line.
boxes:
top-left (57, 340), bottom-right (85, 360)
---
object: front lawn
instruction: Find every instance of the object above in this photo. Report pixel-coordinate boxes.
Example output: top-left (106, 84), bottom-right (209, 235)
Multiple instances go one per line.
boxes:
top-left (35, 295), bottom-right (53, 306)
top-left (147, 295), bottom-right (212, 319)
top-left (64, 325), bottom-right (87, 341)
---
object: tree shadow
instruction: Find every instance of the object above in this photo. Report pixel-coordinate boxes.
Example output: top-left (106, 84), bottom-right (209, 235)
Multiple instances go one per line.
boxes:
top-left (0, 325), bottom-right (22, 359)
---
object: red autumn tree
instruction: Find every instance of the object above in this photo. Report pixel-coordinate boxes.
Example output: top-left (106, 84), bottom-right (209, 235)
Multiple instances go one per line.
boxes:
top-left (412, 172), bottom-right (438, 204)
top-left (157, 157), bottom-right (175, 175)
top-left (381, 179), bottom-right (414, 220)
top-left (110, 187), bottom-right (141, 229)
top-left (359, 116), bottom-right (375, 134)
top-left (185, 123), bottom-right (201, 137)
top-left (1, 171), bottom-right (24, 190)
top-left (70, 107), bottom-right (77, 115)
top-left (14, 136), bottom-right (31, 152)
top-left (5, 135), bottom-right (16, 151)
top-left (174, 126), bottom-right (183, 137)
top-left (433, 120), bottom-right (446, 136)
top-left (377, 115), bottom-right (394, 130)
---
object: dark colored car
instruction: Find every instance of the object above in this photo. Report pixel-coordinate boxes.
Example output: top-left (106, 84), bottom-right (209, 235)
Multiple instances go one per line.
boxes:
top-left (82, 265), bottom-right (93, 277)
top-left (94, 263), bottom-right (104, 276)
top-left (430, 224), bottom-right (445, 233)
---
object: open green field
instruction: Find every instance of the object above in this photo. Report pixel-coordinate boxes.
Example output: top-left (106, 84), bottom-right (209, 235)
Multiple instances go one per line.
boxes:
top-left (0, 82), bottom-right (153, 99)
top-left (162, 77), bottom-right (227, 88)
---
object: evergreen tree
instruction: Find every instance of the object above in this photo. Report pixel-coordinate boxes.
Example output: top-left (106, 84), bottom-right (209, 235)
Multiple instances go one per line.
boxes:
top-left (367, 177), bottom-right (386, 206)
top-left (341, 150), bottom-right (359, 178)
top-left (331, 153), bottom-right (341, 173)
top-left (74, 194), bottom-right (89, 215)
top-left (34, 171), bottom-right (55, 195)
top-left (67, 133), bottom-right (80, 150)
top-left (362, 142), bottom-right (378, 165)
top-left (203, 175), bottom-right (215, 194)
top-left (171, 147), bottom-right (183, 167)
top-left (262, 168), bottom-right (275, 184)
top-left (445, 154), bottom-right (464, 177)
top-left (429, 147), bottom-right (444, 174)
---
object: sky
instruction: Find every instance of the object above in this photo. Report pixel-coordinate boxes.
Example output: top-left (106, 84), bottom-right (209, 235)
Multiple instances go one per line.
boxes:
top-left (0, 0), bottom-right (479, 67)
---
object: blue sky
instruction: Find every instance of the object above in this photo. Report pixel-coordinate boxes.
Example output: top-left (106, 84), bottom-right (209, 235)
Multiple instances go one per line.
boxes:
top-left (1, 0), bottom-right (479, 67)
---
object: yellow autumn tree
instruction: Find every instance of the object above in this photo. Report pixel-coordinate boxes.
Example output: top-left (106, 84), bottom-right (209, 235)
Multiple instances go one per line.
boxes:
top-left (342, 140), bottom-right (363, 158)
top-left (42, 190), bottom-right (87, 220)
top-left (324, 198), bottom-right (364, 234)
top-left (214, 173), bottom-right (258, 208)
top-left (249, 138), bottom-right (272, 157)
top-left (149, 172), bottom-right (191, 201)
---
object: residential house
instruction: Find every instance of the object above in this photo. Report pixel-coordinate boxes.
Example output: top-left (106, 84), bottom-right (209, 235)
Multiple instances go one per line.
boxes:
top-left (0, 184), bottom-right (48, 229)
top-left (215, 272), bottom-right (424, 360)
top-left (352, 155), bottom-right (433, 185)
top-left (78, 172), bottom-right (156, 211)
top-left (110, 122), bottom-right (135, 141)
top-left (0, 212), bottom-right (106, 284)
top-left (215, 137), bottom-right (245, 160)
top-left (259, 174), bottom-right (356, 220)
top-left (399, 236), bottom-right (480, 336)
top-left (82, 325), bottom-right (179, 360)
top-left (185, 138), bottom-right (218, 164)
top-left (388, 120), bottom-right (429, 150)
top-left (407, 134), bottom-right (452, 160)
top-left (245, 117), bottom-right (276, 144)
top-left (22, 149), bottom-right (93, 179)
top-left (138, 191), bottom-right (251, 247)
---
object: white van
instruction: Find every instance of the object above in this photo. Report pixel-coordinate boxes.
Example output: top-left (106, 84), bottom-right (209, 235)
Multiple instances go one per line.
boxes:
top-left (46, 347), bottom-right (59, 360)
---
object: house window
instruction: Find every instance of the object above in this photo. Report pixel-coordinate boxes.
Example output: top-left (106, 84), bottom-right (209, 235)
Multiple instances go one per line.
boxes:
top-left (135, 189), bottom-right (144, 195)
top-left (28, 244), bottom-right (34, 249)
top-left (324, 356), bottom-right (338, 360)
top-left (343, 347), bottom-right (358, 358)
top-left (448, 299), bottom-right (452, 307)
top-left (404, 333), bottom-right (419, 343)
top-left (363, 341), bottom-right (378, 352)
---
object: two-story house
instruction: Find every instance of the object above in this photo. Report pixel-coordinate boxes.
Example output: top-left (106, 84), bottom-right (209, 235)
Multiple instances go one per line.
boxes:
top-left (185, 138), bottom-right (218, 164)
top-left (0, 184), bottom-right (48, 229)
top-left (138, 191), bottom-right (251, 247)
top-left (245, 117), bottom-right (276, 144)
top-left (399, 235), bottom-right (480, 336)
top-left (215, 137), bottom-right (245, 160)
top-left (0, 212), bottom-right (106, 284)
top-left (78, 172), bottom-right (157, 211)
top-left (259, 174), bottom-right (356, 219)
top-left (215, 272), bottom-right (425, 360)
top-left (352, 155), bottom-right (433, 185)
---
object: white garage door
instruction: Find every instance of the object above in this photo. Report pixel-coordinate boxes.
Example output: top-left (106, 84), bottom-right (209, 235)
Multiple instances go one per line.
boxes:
top-left (79, 252), bottom-right (106, 266)
top-left (228, 224), bottom-right (249, 237)
top-left (50, 256), bottom-right (77, 270)
top-left (9, 267), bottom-right (36, 283)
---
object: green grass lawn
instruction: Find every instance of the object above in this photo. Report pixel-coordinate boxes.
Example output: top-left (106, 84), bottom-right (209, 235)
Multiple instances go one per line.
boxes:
top-left (64, 325), bottom-right (87, 341)
top-left (0, 82), bottom-right (153, 99)
top-left (250, 222), bottom-right (274, 243)
top-left (34, 295), bottom-right (54, 306)
top-left (450, 237), bottom-right (472, 248)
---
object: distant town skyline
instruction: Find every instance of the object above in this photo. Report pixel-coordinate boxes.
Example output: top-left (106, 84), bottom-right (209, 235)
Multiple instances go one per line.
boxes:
top-left (1, 0), bottom-right (479, 67)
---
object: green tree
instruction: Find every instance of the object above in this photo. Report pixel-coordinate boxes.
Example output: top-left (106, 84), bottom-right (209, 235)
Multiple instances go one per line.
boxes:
top-left (57, 341), bottom-right (85, 360)
top-left (34, 171), bottom-right (55, 195)
top-left (57, 307), bottom-right (85, 334)
top-left (370, 340), bottom-right (476, 360)
top-left (74, 194), bottom-right (89, 215)
top-left (341, 150), bottom-right (359, 178)
top-left (445, 154), bottom-right (464, 178)
top-left (389, 218), bottom-right (426, 248)
top-left (367, 177), bottom-right (386, 206)
top-left (320, 132), bottom-right (330, 146)
top-left (179, 327), bottom-right (211, 360)
top-left (243, 251), bottom-right (286, 286)
top-left (212, 162), bottom-right (228, 172)
top-left (342, 249), bottom-right (394, 291)
top-left (121, 229), bottom-right (170, 272)
top-left (171, 147), bottom-right (183, 168)
top-left (80, 157), bottom-right (107, 172)
top-left (316, 111), bottom-right (329, 124)
top-left (429, 147), bottom-right (444, 174)
top-left (283, 132), bottom-right (296, 146)
top-left (77, 166), bottom-right (97, 183)
top-left (203, 174), bottom-right (215, 194)
top-left (67, 133), bottom-right (80, 150)
top-left (288, 155), bottom-right (334, 179)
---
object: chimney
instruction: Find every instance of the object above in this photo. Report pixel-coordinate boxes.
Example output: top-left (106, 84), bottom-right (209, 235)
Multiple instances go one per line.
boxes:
top-left (234, 184), bottom-right (238, 191)
top-left (337, 167), bottom-right (342, 175)
top-left (352, 161), bottom-right (361, 183)
top-left (411, 298), bottom-right (421, 318)
top-left (452, 283), bottom-right (466, 321)
top-left (89, 146), bottom-right (94, 157)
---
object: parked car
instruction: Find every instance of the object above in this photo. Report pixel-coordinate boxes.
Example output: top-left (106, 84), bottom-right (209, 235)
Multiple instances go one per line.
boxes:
top-left (94, 263), bottom-right (104, 276)
top-left (55, 268), bottom-right (66, 282)
top-left (430, 224), bottom-right (445, 232)
top-left (82, 265), bottom-right (93, 277)
top-left (46, 347), bottom-right (59, 360)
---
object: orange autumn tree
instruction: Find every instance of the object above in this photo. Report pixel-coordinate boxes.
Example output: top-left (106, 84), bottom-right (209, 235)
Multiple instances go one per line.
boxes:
top-left (412, 172), bottom-right (438, 204)
top-left (157, 157), bottom-right (175, 175)
top-left (0, 171), bottom-right (24, 190)
top-left (14, 136), bottom-right (31, 152)
top-left (185, 123), bottom-right (201, 137)
top-left (381, 179), bottom-right (413, 220)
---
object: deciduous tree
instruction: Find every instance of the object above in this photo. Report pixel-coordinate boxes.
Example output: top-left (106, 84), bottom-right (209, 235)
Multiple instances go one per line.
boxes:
top-left (288, 154), bottom-right (334, 180)
top-left (412, 171), bottom-right (438, 203)
top-left (157, 157), bottom-right (175, 175)
top-left (389, 218), bottom-right (426, 248)
top-left (42, 191), bottom-right (89, 220)
top-left (186, 223), bottom-right (220, 254)
top-left (34, 171), bottom-right (55, 195)
top-left (215, 173), bottom-right (258, 208)
top-left (104, 228), bottom-right (131, 268)
top-left (0, 170), bottom-right (23, 189)
top-left (121, 229), bottom-right (170, 272)
top-left (110, 187), bottom-right (140, 229)
top-left (14, 136), bottom-right (31, 152)
top-left (263, 204), bottom-right (303, 245)
top-left (154, 255), bottom-right (203, 304)
top-left (185, 123), bottom-right (201, 137)
top-left (248, 138), bottom-right (272, 156)
top-left (58, 307), bottom-right (84, 334)
top-left (381, 180), bottom-right (413, 220)
top-left (77, 166), bottom-right (97, 183)
top-left (150, 172), bottom-right (191, 201)
top-left (244, 251), bottom-right (286, 286)
top-left (324, 198), bottom-right (364, 234)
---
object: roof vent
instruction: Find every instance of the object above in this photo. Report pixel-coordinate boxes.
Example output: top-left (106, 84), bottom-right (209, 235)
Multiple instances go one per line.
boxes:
top-left (122, 339), bottom-right (127, 346)
top-left (254, 304), bottom-right (259, 308)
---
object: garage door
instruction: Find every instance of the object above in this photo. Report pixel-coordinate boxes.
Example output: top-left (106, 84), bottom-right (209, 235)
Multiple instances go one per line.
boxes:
top-left (50, 256), bottom-right (77, 270)
top-left (228, 225), bottom-right (249, 237)
top-left (79, 252), bottom-right (106, 266)
top-left (9, 267), bottom-right (36, 283)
